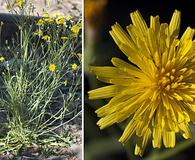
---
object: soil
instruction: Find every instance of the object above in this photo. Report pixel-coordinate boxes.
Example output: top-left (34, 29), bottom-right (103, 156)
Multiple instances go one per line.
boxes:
top-left (0, 115), bottom-right (82, 160)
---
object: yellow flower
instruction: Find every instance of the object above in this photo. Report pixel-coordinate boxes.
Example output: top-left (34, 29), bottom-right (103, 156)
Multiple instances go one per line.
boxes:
top-left (72, 63), bottom-right (77, 70)
top-left (49, 64), bottom-right (56, 72)
top-left (52, 12), bottom-right (61, 17)
top-left (17, 0), bottom-right (22, 7)
top-left (44, 17), bottom-right (53, 23)
top-left (71, 24), bottom-right (81, 35)
top-left (55, 16), bottom-right (66, 25)
top-left (88, 10), bottom-right (195, 156)
top-left (42, 13), bottom-right (49, 18)
top-left (0, 56), bottom-right (5, 62)
top-left (67, 16), bottom-right (73, 20)
top-left (37, 19), bottom-right (44, 26)
top-left (64, 80), bottom-right (68, 86)
top-left (61, 36), bottom-right (68, 41)
top-left (33, 29), bottom-right (43, 36)
top-left (42, 35), bottom-right (51, 42)
top-left (76, 53), bottom-right (82, 61)
top-left (84, 0), bottom-right (107, 27)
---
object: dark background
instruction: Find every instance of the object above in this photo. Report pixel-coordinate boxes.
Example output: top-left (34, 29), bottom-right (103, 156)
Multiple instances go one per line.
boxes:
top-left (85, 0), bottom-right (195, 159)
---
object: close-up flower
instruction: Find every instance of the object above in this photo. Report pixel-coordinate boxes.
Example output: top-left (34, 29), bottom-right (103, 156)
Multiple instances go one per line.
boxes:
top-left (88, 10), bottom-right (195, 156)
top-left (49, 63), bottom-right (56, 72)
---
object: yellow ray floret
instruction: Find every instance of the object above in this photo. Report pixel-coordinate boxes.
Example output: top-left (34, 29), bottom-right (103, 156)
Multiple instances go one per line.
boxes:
top-left (88, 10), bottom-right (195, 156)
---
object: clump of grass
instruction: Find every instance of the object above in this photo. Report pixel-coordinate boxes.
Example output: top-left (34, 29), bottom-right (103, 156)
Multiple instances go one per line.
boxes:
top-left (0, 2), bottom-right (82, 154)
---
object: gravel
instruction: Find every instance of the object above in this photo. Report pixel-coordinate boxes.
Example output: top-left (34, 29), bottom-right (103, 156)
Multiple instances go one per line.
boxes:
top-left (0, 0), bottom-right (82, 17)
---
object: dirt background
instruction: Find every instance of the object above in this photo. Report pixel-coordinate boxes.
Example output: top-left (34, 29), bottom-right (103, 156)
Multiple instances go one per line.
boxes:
top-left (0, 0), bottom-right (82, 17)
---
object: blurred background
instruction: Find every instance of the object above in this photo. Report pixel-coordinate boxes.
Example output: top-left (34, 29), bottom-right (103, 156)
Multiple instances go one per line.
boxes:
top-left (0, 0), bottom-right (81, 16)
top-left (84, 0), bottom-right (195, 160)
top-left (0, 0), bottom-right (82, 159)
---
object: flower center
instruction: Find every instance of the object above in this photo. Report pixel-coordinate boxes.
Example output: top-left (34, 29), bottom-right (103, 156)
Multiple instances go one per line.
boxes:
top-left (157, 67), bottom-right (192, 95)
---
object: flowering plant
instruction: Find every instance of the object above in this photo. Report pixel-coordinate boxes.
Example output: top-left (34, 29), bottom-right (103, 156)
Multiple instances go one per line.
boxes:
top-left (0, 2), bottom-right (82, 154)
top-left (89, 10), bottom-right (195, 156)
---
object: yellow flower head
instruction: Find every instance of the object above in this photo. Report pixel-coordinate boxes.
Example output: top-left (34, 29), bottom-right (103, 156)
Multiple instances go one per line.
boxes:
top-left (55, 16), bottom-right (66, 25)
top-left (61, 36), bottom-right (68, 41)
top-left (17, 0), bottom-right (22, 7)
top-left (71, 24), bottom-right (81, 35)
top-left (42, 35), bottom-right (51, 42)
top-left (88, 10), bottom-right (195, 156)
top-left (37, 19), bottom-right (44, 26)
top-left (84, 0), bottom-right (107, 27)
top-left (64, 80), bottom-right (68, 86)
top-left (72, 63), bottom-right (77, 70)
top-left (44, 17), bottom-right (53, 23)
top-left (33, 29), bottom-right (43, 37)
top-left (49, 64), bottom-right (56, 72)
